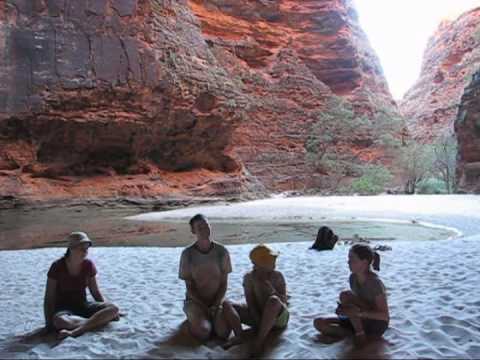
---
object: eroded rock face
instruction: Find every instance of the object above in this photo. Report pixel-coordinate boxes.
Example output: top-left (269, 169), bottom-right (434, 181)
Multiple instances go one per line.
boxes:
top-left (400, 7), bottom-right (480, 142)
top-left (188, 0), bottom-right (398, 190)
top-left (0, 0), bottom-right (255, 200)
top-left (455, 70), bottom-right (480, 193)
top-left (0, 0), bottom-right (398, 202)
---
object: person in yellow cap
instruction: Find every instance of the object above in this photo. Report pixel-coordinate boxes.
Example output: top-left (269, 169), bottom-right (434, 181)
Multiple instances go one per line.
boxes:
top-left (223, 244), bottom-right (289, 356)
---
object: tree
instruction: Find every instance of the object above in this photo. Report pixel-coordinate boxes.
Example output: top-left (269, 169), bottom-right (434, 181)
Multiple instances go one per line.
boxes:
top-left (399, 140), bottom-right (434, 194)
top-left (305, 95), bottom-right (404, 192)
top-left (305, 97), bottom-right (361, 190)
top-left (350, 164), bottom-right (394, 195)
top-left (432, 134), bottom-right (457, 194)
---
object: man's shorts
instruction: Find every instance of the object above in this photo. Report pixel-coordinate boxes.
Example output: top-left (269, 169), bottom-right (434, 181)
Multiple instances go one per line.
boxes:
top-left (54, 301), bottom-right (108, 319)
top-left (183, 299), bottom-right (220, 321)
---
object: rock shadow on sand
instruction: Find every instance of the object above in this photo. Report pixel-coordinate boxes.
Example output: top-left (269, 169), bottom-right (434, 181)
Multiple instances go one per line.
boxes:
top-left (145, 322), bottom-right (287, 359)
top-left (1, 327), bottom-right (62, 354)
top-left (313, 333), bottom-right (391, 359)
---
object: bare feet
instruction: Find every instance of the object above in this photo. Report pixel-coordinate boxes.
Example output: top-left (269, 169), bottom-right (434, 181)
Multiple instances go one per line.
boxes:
top-left (222, 334), bottom-right (245, 350)
top-left (113, 311), bottom-right (127, 321)
top-left (57, 329), bottom-right (74, 340)
top-left (354, 332), bottom-right (367, 348)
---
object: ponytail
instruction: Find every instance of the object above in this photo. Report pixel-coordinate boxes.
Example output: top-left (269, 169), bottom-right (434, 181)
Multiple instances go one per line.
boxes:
top-left (372, 251), bottom-right (380, 271)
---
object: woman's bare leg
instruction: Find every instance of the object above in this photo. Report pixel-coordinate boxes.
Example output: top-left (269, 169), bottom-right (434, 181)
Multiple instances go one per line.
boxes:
top-left (213, 304), bottom-right (231, 340)
top-left (53, 314), bottom-right (85, 331)
top-left (223, 301), bottom-right (242, 336)
top-left (222, 302), bottom-right (252, 349)
top-left (338, 291), bottom-right (369, 345)
top-left (250, 296), bottom-right (283, 356)
top-left (58, 304), bottom-right (119, 339)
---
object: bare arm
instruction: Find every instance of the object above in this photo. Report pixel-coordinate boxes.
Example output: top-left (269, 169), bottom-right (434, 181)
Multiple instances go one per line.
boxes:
top-left (360, 293), bottom-right (389, 322)
top-left (88, 276), bottom-right (105, 302)
top-left (272, 273), bottom-right (288, 304)
top-left (43, 278), bottom-right (57, 330)
top-left (245, 283), bottom-right (261, 325)
top-left (211, 274), bottom-right (228, 308)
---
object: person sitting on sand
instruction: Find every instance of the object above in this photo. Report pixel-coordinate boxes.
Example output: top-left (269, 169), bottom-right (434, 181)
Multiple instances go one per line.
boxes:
top-left (179, 214), bottom-right (232, 341)
top-left (313, 244), bottom-right (389, 346)
top-left (310, 226), bottom-right (338, 251)
top-left (44, 232), bottom-right (119, 339)
top-left (223, 244), bottom-right (289, 356)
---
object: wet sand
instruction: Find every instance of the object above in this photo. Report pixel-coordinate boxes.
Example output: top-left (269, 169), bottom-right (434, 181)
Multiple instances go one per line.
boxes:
top-left (0, 204), bottom-right (457, 250)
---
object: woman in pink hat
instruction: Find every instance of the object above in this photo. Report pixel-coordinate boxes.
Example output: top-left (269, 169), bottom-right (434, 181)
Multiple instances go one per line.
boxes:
top-left (43, 232), bottom-right (119, 339)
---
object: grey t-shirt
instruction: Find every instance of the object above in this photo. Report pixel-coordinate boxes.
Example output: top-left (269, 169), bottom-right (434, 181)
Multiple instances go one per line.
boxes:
top-left (349, 272), bottom-right (386, 308)
top-left (179, 242), bottom-right (232, 303)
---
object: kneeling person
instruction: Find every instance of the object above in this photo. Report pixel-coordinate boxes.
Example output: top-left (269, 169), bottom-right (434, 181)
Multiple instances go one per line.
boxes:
top-left (179, 214), bottom-right (232, 341)
top-left (223, 244), bottom-right (289, 355)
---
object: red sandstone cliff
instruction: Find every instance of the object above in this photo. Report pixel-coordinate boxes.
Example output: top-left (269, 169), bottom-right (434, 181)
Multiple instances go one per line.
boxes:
top-left (0, 0), bottom-right (399, 203)
top-left (189, 0), bottom-right (398, 190)
top-left (455, 70), bottom-right (480, 193)
top-left (399, 7), bottom-right (480, 142)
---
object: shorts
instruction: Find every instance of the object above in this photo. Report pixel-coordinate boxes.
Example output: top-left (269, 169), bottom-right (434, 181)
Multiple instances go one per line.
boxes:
top-left (54, 301), bottom-right (108, 319)
top-left (234, 303), bottom-right (290, 329)
top-left (183, 299), bottom-right (221, 321)
top-left (338, 317), bottom-right (388, 336)
top-left (274, 307), bottom-right (290, 329)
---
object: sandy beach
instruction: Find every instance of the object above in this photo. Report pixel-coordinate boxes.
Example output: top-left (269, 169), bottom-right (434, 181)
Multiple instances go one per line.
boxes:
top-left (1, 195), bottom-right (480, 359)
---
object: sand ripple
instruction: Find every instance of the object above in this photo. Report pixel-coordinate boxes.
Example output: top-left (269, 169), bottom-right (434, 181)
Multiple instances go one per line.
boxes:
top-left (1, 235), bottom-right (480, 358)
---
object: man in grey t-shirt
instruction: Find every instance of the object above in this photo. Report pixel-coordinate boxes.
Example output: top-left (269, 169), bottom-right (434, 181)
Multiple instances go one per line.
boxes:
top-left (179, 214), bottom-right (232, 341)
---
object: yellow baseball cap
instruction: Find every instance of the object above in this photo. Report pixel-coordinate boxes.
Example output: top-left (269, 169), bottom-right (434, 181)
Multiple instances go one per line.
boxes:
top-left (249, 244), bottom-right (279, 269)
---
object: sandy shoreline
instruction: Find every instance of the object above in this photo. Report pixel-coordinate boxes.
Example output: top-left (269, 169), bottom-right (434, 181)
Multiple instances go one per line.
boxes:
top-left (1, 237), bottom-right (480, 359)
top-left (1, 195), bottom-right (480, 359)
top-left (2, 195), bottom-right (469, 250)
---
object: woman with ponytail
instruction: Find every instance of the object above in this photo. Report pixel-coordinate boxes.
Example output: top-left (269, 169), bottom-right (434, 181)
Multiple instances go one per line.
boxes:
top-left (313, 244), bottom-right (389, 346)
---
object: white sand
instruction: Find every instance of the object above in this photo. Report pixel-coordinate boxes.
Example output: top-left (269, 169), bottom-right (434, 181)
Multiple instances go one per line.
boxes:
top-left (1, 195), bottom-right (480, 359)
top-left (129, 195), bottom-right (480, 222)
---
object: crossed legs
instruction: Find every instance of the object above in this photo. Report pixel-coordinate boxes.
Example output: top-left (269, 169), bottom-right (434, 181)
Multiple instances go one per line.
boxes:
top-left (313, 291), bottom-right (368, 340)
top-left (54, 303), bottom-right (119, 339)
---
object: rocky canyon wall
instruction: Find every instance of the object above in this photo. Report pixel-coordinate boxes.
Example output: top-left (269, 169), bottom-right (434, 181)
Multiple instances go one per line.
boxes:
top-left (0, 0), bottom-right (399, 203)
top-left (189, 0), bottom-right (399, 191)
top-left (400, 7), bottom-right (480, 142)
top-left (455, 70), bottom-right (480, 193)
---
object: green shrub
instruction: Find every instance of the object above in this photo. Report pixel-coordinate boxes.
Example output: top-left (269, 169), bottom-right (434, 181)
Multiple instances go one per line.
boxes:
top-left (350, 165), bottom-right (394, 195)
top-left (417, 177), bottom-right (448, 194)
